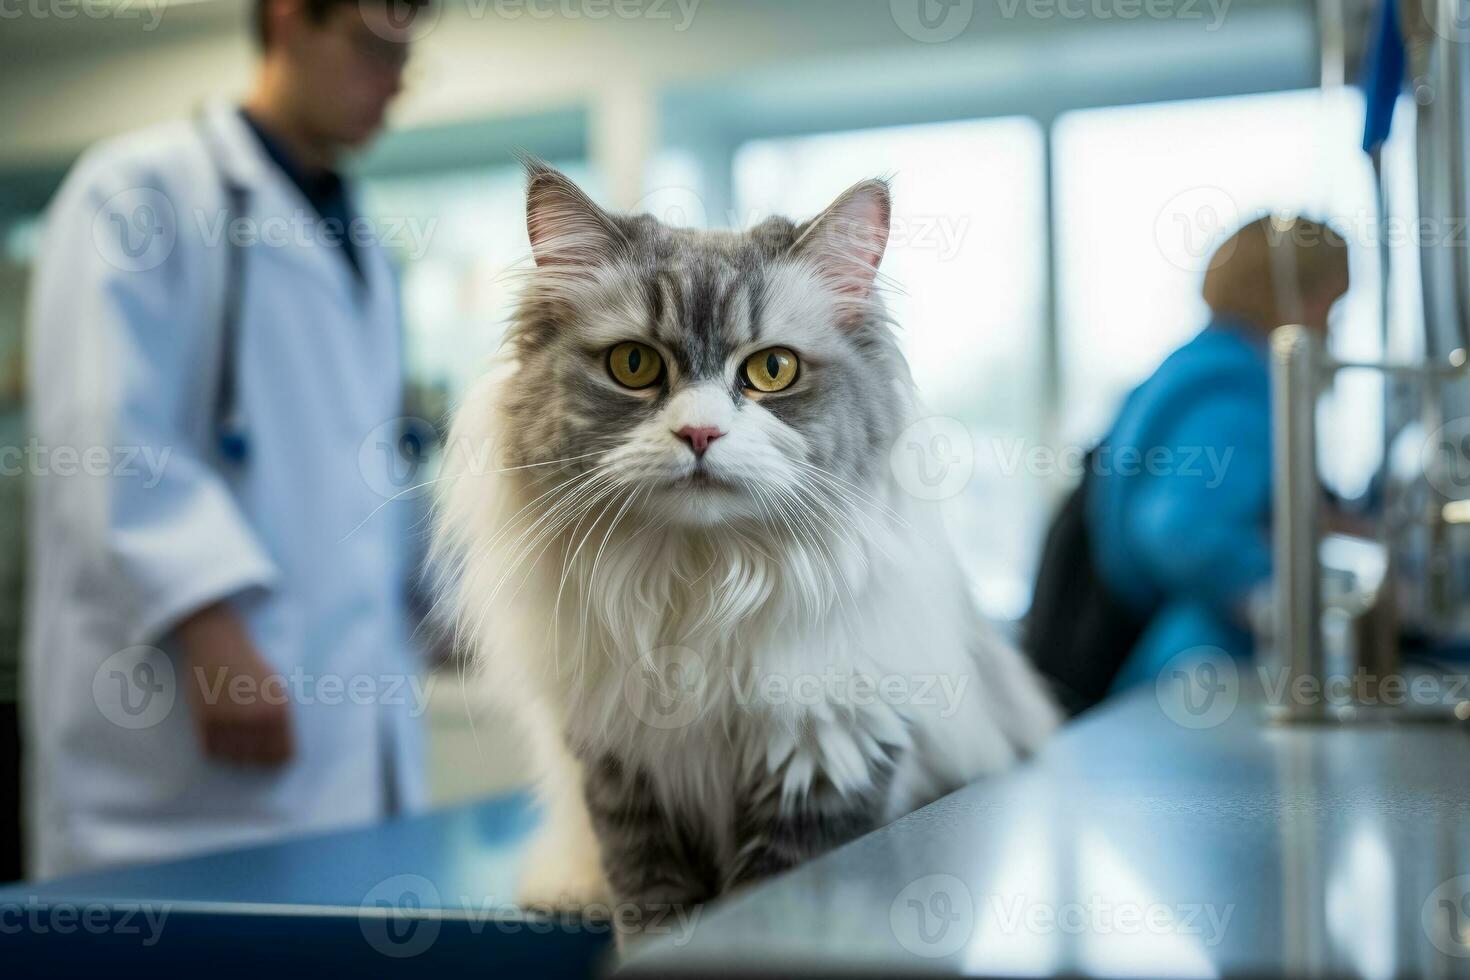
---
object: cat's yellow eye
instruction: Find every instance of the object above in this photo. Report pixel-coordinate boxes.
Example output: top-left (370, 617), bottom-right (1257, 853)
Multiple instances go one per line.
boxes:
top-left (607, 342), bottom-right (663, 390)
top-left (742, 347), bottom-right (799, 393)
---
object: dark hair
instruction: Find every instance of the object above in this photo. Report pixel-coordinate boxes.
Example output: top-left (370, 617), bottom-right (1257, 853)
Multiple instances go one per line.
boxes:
top-left (252, 0), bottom-right (431, 50)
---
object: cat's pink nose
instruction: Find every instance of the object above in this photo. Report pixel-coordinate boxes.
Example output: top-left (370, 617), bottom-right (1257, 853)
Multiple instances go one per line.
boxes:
top-left (674, 425), bottom-right (725, 458)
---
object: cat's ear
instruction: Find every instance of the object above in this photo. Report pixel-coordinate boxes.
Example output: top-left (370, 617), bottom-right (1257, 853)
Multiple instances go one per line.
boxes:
top-left (524, 159), bottom-right (625, 268)
top-left (790, 178), bottom-right (891, 302)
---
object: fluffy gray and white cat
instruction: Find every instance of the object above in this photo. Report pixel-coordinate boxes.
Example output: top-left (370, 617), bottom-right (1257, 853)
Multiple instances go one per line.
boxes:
top-left (434, 163), bottom-right (1059, 917)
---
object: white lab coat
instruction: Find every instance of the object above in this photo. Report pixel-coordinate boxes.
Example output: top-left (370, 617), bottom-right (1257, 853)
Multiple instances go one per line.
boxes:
top-left (24, 104), bottom-right (427, 879)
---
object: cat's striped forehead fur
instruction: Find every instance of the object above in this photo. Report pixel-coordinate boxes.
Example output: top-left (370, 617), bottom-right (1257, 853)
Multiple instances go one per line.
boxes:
top-left (495, 163), bottom-right (909, 524)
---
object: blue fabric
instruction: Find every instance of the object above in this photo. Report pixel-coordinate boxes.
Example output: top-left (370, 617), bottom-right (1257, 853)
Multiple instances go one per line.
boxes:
top-left (1360, 0), bottom-right (1405, 153)
top-left (1087, 320), bottom-right (1273, 689)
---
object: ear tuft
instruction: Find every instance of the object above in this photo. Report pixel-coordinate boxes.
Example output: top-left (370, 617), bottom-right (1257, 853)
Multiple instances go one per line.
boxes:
top-left (522, 157), bottom-right (624, 268)
top-left (791, 178), bottom-right (891, 303)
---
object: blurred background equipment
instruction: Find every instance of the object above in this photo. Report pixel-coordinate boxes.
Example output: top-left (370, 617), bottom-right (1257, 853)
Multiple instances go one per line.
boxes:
top-left (1262, 0), bottom-right (1470, 721)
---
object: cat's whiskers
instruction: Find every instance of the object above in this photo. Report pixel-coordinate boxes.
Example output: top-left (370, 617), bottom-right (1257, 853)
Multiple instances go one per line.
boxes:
top-left (485, 469), bottom-right (619, 607)
top-left (467, 462), bottom-right (616, 565)
top-left (491, 448), bottom-right (609, 473)
top-left (580, 485), bottom-right (646, 666)
top-left (504, 473), bottom-right (620, 616)
top-left (790, 476), bottom-right (900, 568)
top-left (740, 476), bottom-right (834, 620)
top-left (337, 473), bottom-right (457, 544)
top-left (708, 497), bottom-right (781, 566)
top-left (786, 480), bottom-right (871, 568)
top-left (767, 481), bottom-right (860, 619)
top-left (741, 479), bottom-right (827, 623)
top-left (783, 468), bottom-right (904, 563)
top-left (546, 476), bottom-right (627, 664)
top-left (463, 465), bottom-right (618, 643)
top-left (789, 458), bottom-right (910, 529)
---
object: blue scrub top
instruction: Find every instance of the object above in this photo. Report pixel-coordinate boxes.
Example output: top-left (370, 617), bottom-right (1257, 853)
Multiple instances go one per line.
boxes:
top-left (1086, 319), bottom-right (1274, 690)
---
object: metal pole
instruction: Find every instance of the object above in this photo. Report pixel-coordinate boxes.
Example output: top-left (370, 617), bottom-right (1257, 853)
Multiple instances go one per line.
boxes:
top-left (1272, 325), bottom-right (1324, 720)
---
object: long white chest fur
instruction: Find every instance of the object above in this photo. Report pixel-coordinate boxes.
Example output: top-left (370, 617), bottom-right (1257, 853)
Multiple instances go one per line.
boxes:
top-left (436, 368), bottom-right (1059, 906)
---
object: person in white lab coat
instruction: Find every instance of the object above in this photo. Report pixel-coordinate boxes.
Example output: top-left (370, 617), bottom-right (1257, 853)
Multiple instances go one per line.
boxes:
top-left (23, 0), bottom-right (434, 878)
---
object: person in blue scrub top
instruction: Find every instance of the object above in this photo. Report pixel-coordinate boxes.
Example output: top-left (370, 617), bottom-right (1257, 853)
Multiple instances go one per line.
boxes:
top-left (1088, 216), bottom-right (1350, 692)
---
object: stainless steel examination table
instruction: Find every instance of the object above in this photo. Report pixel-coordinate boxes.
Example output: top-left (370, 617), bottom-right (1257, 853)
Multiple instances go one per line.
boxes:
top-left (7, 676), bottom-right (1470, 977)
top-left (625, 674), bottom-right (1470, 977)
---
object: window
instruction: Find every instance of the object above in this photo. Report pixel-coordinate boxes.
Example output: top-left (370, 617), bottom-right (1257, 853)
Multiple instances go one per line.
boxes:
top-left (1053, 88), bottom-right (1393, 498)
top-left (362, 161), bottom-right (596, 410)
top-left (734, 118), bottom-right (1048, 619)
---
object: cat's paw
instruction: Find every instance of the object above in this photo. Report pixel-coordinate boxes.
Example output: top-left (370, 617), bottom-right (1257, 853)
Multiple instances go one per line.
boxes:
top-left (516, 827), bottom-right (611, 912)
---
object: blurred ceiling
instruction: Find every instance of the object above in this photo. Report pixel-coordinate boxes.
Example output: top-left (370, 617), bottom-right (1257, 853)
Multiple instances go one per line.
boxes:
top-left (0, 0), bottom-right (1335, 62)
top-left (0, 0), bottom-right (244, 57)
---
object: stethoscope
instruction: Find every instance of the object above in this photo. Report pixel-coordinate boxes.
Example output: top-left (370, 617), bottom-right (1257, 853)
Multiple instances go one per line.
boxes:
top-left (195, 108), bottom-right (252, 465)
top-left (191, 107), bottom-right (404, 470)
